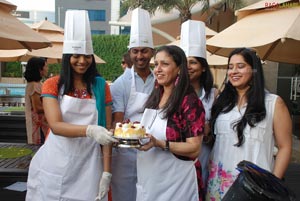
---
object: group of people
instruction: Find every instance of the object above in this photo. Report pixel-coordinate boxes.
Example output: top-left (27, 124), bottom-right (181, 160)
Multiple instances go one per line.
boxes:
top-left (24, 8), bottom-right (292, 201)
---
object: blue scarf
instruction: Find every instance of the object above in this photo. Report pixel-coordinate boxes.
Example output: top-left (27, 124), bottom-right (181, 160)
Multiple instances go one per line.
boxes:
top-left (92, 76), bottom-right (106, 127)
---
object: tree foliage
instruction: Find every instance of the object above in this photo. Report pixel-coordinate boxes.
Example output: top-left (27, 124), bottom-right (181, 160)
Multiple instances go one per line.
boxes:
top-left (121, 0), bottom-right (245, 24)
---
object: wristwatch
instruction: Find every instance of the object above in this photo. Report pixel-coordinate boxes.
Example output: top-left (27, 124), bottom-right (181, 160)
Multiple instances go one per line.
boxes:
top-left (164, 140), bottom-right (170, 151)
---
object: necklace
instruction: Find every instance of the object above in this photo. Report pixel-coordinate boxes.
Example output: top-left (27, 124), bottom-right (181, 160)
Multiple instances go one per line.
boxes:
top-left (73, 88), bottom-right (88, 98)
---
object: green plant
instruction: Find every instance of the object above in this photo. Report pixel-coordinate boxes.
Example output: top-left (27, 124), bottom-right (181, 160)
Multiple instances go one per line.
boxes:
top-left (3, 62), bottom-right (22, 77)
top-left (93, 34), bottom-right (130, 81)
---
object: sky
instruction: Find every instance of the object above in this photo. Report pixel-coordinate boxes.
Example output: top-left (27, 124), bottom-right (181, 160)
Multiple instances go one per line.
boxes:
top-left (8, 0), bottom-right (55, 11)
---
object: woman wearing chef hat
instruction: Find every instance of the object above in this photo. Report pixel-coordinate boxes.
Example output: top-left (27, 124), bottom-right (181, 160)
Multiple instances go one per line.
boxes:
top-left (26, 10), bottom-right (117, 201)
top-left (180, 20), bottom-right (219, 196)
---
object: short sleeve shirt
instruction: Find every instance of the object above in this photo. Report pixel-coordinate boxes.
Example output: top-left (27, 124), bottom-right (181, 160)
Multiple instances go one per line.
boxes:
top-left (110, 68), bottom-right (155, 113)
top-left (41, 76), bottom-right (112, 104)
top-left (166, 92), bottom-right (205, 142)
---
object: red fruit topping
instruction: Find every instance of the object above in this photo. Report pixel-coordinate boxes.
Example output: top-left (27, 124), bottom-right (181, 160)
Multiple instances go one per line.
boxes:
top-left (123, 119), bottom-right (130, 123)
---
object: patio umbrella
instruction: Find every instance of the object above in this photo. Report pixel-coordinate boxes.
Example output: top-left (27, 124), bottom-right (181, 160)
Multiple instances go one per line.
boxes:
top-left (0, 0), bottom-right (51, 50)
top-left (206, 1), bottom-right (300, 64)
top-left (236, 0), bottom-right (291, 20)
top-left (0, 20), bottom-right (106, 64)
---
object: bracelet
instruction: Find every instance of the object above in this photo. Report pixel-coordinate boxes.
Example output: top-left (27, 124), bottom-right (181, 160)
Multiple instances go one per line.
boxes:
top-left (164, 140), bottom-right (170, 151)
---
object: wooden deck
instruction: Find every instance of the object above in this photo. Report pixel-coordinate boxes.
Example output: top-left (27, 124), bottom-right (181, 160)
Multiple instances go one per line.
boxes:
top-left (0, 143), bottom-right (40, 175)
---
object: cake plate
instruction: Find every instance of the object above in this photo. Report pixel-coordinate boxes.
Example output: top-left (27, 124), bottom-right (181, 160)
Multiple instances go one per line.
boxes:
top-left (113, 136), bottom-right (150, 148)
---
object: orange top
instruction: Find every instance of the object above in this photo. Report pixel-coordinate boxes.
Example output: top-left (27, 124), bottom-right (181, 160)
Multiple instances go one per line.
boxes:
top-left (41, 76), bottom-right (112, 104)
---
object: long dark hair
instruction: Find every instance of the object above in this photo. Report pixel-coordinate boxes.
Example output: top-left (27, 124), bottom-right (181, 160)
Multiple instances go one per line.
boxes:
top-left (57, 54), bottom-right (99, 96)
top-left (210, 48), bottom-right (266, 146)
top-left (194, 57), bottom-right (214, 100)
top-left (24, 57), bottom-right (47, 82)
top-left (144, 45), bottom-right (195, 118)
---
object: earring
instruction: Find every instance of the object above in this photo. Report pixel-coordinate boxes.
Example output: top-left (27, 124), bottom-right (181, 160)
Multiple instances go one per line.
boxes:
top-left (175, 75), bottom-right (179, 86)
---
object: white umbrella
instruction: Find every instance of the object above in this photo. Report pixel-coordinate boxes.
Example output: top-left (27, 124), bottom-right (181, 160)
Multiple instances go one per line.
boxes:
top-left (206, 0), bottom-right (300, 64)
top-left (0, 0), bottom-right (51, 50)
top-left (0, 20), bottom-right (106, 64)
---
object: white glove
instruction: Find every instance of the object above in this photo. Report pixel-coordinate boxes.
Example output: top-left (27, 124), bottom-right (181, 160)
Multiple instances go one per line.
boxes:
top-left (95, 172), bottom-right (112, 201)
top-left (86, 125), bottom-right (118, 145)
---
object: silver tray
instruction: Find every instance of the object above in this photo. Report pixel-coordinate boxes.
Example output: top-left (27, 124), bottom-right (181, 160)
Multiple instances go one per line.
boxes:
top-left (113, 136), bottom-right (150, 148)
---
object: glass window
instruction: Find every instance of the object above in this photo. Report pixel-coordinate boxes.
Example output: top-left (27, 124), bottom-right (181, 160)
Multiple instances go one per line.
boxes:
top-left (91, 30), bottom-right (105, 35)
top-left (88, 10), bottom-right (106, 21)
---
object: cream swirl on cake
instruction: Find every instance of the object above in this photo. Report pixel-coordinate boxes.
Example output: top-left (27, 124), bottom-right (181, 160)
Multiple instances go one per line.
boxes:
top-left (114, 121), bottom-right (146, 139)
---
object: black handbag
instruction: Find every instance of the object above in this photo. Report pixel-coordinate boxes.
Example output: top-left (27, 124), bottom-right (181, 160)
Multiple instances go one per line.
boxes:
top-left (222, 160), bottom-right (296, 201)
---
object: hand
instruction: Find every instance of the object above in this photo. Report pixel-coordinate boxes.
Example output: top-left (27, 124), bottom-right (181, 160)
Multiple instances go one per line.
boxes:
top-left (95, 172), bottom-right (112, 201)
top-left (138, 134), bottom-right (156, 151)
top-left (86, 125), bottom-right (118, 145)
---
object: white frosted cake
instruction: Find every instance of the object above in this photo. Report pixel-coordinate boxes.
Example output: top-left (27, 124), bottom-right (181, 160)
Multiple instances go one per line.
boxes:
top-left (114, 121), bottom-right (146, 139)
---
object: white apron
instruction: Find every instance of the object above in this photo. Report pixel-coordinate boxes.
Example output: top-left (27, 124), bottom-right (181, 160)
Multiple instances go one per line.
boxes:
top-left (26, 95), bottom-right (106, 201)
top-left (136, 109), bottom-right (199, 201)
top-left (198, 88), bottom-right (216, 190)
top-left (111, 68), bottom-right (151, 201)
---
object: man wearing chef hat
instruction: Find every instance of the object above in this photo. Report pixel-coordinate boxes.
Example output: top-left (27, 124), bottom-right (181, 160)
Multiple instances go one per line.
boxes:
top-left (26, 10), bottom-right (116, 201)
top-left (110, 7), bottom-right (155, 201)
top-left (180, 20), bottom-right (218, 196)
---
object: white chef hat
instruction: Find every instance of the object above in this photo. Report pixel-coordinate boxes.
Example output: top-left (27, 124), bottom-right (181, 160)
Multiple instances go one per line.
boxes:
top-left (128, 8), bottom-right (154, 49)
top-left (63, 10), bottom-right (93, 55)
top-left (180, 20), bottom-right (206, 59)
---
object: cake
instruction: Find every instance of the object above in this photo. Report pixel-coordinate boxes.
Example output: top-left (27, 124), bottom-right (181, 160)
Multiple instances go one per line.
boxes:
top-left (114, 120), bottom-right (146, 138)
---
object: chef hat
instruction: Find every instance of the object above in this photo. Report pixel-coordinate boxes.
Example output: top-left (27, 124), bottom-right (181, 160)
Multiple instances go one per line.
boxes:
top-left (180, 20), bottom-right (206, 59)
top-left (63, 10), bottom-right (93, 55)
top-left (128, 8), bottom-right (153, 49)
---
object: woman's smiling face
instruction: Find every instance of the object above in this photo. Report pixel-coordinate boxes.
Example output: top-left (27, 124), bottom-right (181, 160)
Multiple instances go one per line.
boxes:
top-left (228, 54), bottom-right (253, 90)
top-left (70, 54), bottom-right (93, 76)
top-left (154, 50), bottom-right (180, 88)
top-left (187, 56), bottom-right (204, 82)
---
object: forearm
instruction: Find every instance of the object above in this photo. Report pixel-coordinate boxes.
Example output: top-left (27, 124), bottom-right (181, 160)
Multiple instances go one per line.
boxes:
top-left (105, 106), bottom-right (112, 130)
top-left (49, 122), bottom-right (87, 137)
top-left (102, 145), bottom-right (112, 172)
top-left (272, 97), bottom-right (292, 179)
top-left (154, 136), bottom-right (202, 159)
top-left (112, 112), bottom-right (124, 127)
top-left (273, 146), bottom-right (292, 179)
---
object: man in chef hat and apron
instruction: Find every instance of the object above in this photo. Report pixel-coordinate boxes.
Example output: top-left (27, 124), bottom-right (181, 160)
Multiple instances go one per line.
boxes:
top-left (110, 7), bottom-right (155, 201)
top-left (26, 10), bottom-right (117, 201)
top-left (180, 20), bottom-right (218, 196)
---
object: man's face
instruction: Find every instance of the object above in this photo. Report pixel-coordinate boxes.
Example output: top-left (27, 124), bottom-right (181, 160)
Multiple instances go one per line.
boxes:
top-left (129, 47), bottom-right (154, 69)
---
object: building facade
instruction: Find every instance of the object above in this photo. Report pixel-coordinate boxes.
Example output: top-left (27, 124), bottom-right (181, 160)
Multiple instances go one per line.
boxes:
top-left (12, 10), bottom-right (55, 25)
top-left (55, 0), bottom-right (111, 35)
